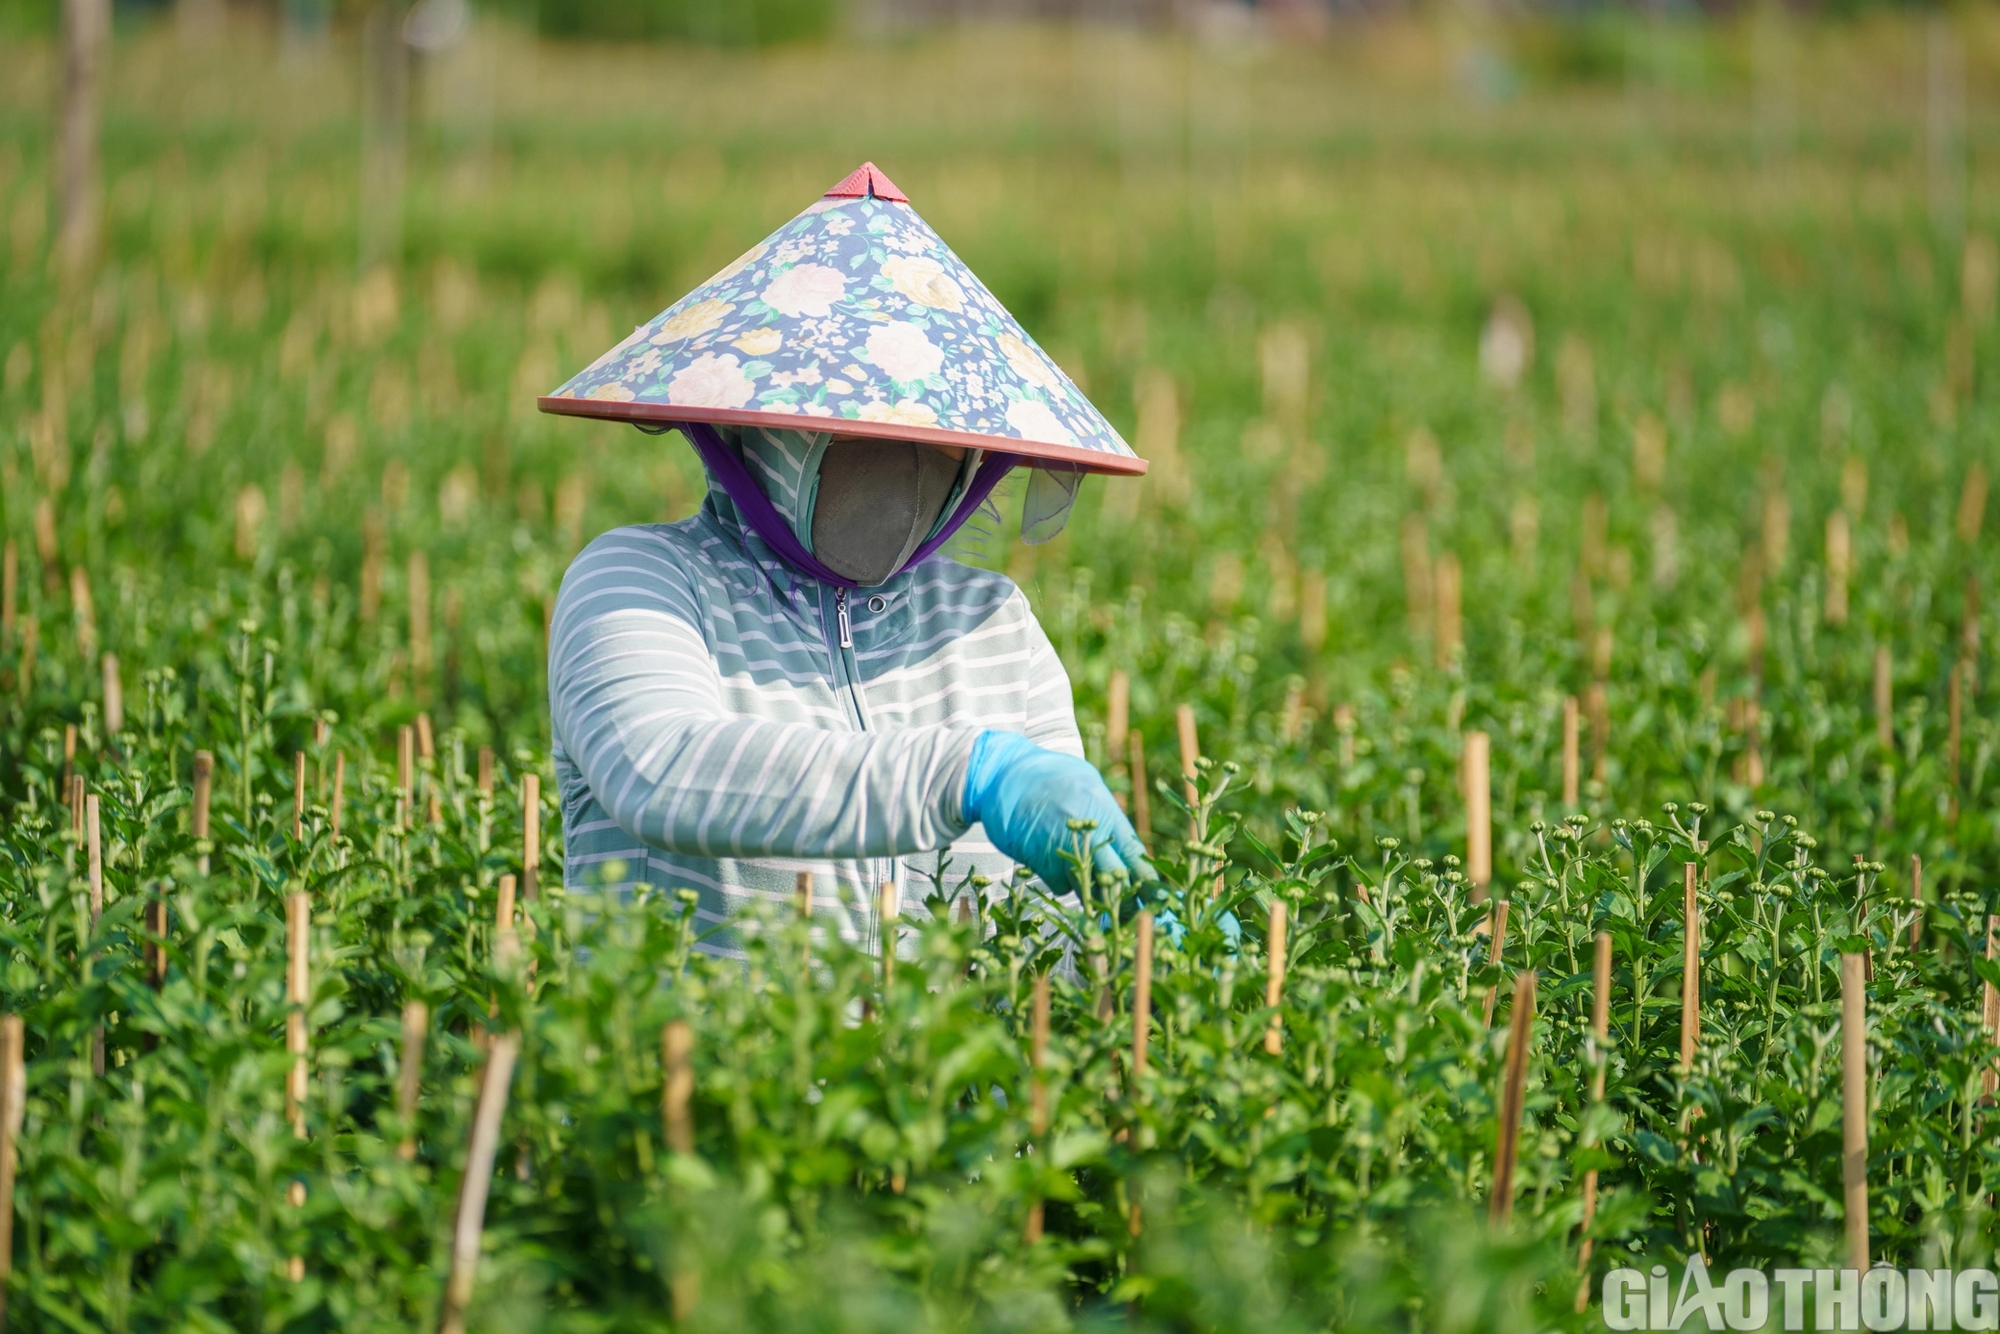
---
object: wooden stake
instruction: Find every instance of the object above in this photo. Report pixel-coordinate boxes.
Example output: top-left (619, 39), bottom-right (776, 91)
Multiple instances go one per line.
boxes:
top-left (1489, 969), bottom-right (1537, 1229)
top-left (145, 891), bottom-right (167, 991)
top-left (330, 752), bottom-right (346, 838)
top-left (397, 999), bottom-right (427, 1160)
top-left (287, 891), bottom-right (309, 1138)
top-left (1840, 952), bottom-right (1869, 1273)
top-left (1912, 855), bottom-right (1924, 950)
top-left (1433, 551), bottom-right (1463, 667)
top-left (1681, 863), bottom-right (1699, 1072)
top-left (476, 746), bottom-right (494, 795)
top-left (1107, 669), bottom-right (1129, 775)
top-left (1264, 899), bottom-right (1287, 1056)
top-left (293, 751), bottom-right (307, 841)
top-left (397, 725), bottom-right (414, 829)
top-left (1175, 703), bottom-right (1200, 815)
top-left (62, 726), bottom-right (76, 810)
top-left (100, 652), bottom-right (121, 738)
top-left (85, 793), bottom-right (102, 927)
top-left (521, 775), bottom-right (540, 902)
top-left (56, 0), bottom-right (109, 272)
top-left (494, 874), bottom-right (517, 968)
top-left (86, 793), bottom-right (103, 1078)
top-left (416, 711), bottom-right (435, 763)
top-left (1825, 510), bottom-right (1851, 626)
top-left (191, 750), bottom-right (213, 876)
top-left (1874, 645), bottom-right (1893, 751)
top-left (879, 880), bottom-right (899, 990)
top-left (1128, 729), bottom-right (1151, 846)
top-left (661, 1019), bottom-right (693, 1155)
top-left (438, 1030), bottom-right (521, 1334)
top-left (0, 540), bottom-right (14, 643)
top-left (1025, 973), bottom-right (1051, 1244)
top-left (0, 1013), bottom-right (23, 1332)
top-left (1464, 730), bottom-right (1491, 900)
top-left (1584, 682), bottom-right (1609, 785)
top-left (1561, 696), bottom-right (1580, 809)
top-left (1481, 899), bottom-right (1512, 1030)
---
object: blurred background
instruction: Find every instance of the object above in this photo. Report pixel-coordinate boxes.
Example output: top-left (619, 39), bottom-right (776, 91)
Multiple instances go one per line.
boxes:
top-left (0, 0), bottom-right (1995, 809)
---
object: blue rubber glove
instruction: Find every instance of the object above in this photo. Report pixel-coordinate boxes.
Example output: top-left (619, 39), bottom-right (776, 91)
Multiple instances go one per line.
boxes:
top-left (962, 731), bottom-right (1155, 897)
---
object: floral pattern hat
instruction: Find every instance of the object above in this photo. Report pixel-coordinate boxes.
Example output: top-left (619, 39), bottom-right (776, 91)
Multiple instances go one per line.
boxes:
top-left (539, 163), bottom-right (1146, 482)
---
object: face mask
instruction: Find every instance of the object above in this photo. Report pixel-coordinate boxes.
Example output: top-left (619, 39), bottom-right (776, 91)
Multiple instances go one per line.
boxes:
top-left (809, 439), bottom-right (964, 587)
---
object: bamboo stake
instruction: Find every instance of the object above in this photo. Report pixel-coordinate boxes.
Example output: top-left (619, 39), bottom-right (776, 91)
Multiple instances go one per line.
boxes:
top-left (1912, 855), bottom-right (1925, 950)
top-left (494, 874), bottom-right (517, 970)
top-left (192, 750), bottom-right (213, 876)
top-left (1982, 916), bottom-right (1998, 1099)
top-left (1561, 695), bottom-right (1580, 809)
top-left (1874, 646), bottom-right (1893, 751)
top-left (1464, 730), bottom-right (1491, 901)
top-left (1107, 669), bottom-right (1129, 780)
top-left (86, 793), bottom-right (103, 1078)
top-left (1175, 703), bottom-right (1200, 815)
top-left (1840, 952), bottom-right (1869, 1273)
top-left (0, 1013), bottom-right (22, 1332)
top-left (1681, 862), bottom-right (1700, 1071)
top-left (879, 880), bottom-right (899, 990)
top-left (56, 0), bottom-right (108, 271)
top-left (145, 890), bottom-right (167, 990)
top-left (397, 725), bottom-right (414, 829)
top-left (416, 710), bottom-right (435, 762)
top-left (438, 1030), bottom-right (521, 1334)
top-left (1025, 972), bottom-right (1051, 1244)
top-left (287, 891), bottom-right (309, 1138)
top-left (68, 775), bottom-right (83, 834)
top-left (397, 999), bottom-right (427, 1160)
top-left (662, 1019), bottom-right (693, 1155)
top-left (1575, 931), bottom-right (1612, 1310)
top-left (330, 752), bottom-right (346, 838)
top-left (1481, 900), bottom-right (1512, 1030)
top-left (62, 726), bottom-right (76, 811)
top-left (476, 746), bottom-right (494, 795)
top-left (1825, 510), bottom-right (1851, 625)
top-left (521, 774), bottom-right (540, 902)
top-left (1489, 969), bottom-right (1537, 1229)
top-left (100, 652), bottom-right (121, 738)
top-left (1128, 729), bottom-right (1151, 846)
top-left (1585, 682), bottom-right (1609, 785)
top-left (796, 871), bottom-right (813, 991)
top-left (1264, 899), bottom-right (1287, 1056)
top-left (293, 751), bottom-right (307, 841)
top-left (0, 540), bottom-right (14, 643)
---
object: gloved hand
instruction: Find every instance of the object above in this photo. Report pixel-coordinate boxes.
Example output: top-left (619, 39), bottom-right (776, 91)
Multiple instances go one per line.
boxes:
top-left (962, 730), bottom-right (1154, 898)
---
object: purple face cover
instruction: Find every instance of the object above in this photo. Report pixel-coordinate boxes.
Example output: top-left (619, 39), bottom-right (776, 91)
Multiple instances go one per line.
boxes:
top-left (675, 420), bottom-right (1021, 590)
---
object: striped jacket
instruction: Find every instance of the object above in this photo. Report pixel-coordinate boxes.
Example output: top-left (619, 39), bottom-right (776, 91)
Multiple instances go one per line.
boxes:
top-left (548, 426), bottom-right (1083, 954)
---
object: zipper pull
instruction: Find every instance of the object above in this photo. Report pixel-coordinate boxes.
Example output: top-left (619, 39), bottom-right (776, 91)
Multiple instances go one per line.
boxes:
top-left (836, 588), bottom-right (852, 649)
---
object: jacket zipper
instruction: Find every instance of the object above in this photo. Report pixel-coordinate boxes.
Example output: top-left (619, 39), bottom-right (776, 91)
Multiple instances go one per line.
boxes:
top-left (821, 585), bottom-right (885, 939)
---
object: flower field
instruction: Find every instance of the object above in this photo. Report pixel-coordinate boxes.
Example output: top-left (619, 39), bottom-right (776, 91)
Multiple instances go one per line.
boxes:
top-left (3, 14), bottom-right (2000, 1331)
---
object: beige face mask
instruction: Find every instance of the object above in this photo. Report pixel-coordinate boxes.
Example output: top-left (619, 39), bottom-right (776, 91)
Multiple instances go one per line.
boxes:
top-left (807, 439), bottom-right (965, 588)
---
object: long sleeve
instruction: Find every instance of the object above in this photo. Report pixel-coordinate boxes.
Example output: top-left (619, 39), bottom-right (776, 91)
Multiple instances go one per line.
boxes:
top-left (550, 528), bottom-right (983, 861)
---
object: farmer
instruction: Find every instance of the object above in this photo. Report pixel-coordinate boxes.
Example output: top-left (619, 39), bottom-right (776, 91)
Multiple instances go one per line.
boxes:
top-left (539, 164), bottom-right (1152, 952)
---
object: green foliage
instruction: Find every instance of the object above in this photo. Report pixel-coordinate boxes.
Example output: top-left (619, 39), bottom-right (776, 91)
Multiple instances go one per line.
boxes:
top-left (534, 0), bottom-right (839, 46)
top-left (4, 15), bottom-right (2000, 1329)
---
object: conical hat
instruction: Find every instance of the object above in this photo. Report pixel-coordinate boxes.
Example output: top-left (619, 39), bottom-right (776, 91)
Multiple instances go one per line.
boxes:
top-left (539, 163), bottom-right (1145, 476)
